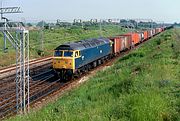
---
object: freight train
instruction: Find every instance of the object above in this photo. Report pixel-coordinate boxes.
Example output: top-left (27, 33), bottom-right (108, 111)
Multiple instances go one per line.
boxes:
top-left (52, 26), bottom-right (173, 81)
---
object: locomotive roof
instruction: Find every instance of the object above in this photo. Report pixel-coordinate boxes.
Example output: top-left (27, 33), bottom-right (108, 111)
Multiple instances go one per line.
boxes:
top-left (55, 38), bottom-right (110, 50)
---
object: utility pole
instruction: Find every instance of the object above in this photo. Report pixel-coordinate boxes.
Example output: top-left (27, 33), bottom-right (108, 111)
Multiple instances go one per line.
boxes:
top-left (40, 20), bottom-right (44, 52)
top-left (115, 18), bottom-right (121, 34)
top-left (99, 19), bottom-right (102, 37)
top-left (80, 19), bottom-right (83, 29)
top-left (151, 19), bottom-right (153, 28)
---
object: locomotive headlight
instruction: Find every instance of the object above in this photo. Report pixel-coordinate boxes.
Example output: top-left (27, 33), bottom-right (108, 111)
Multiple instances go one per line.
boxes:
top-left (53, 60), bottom-right (56, 64)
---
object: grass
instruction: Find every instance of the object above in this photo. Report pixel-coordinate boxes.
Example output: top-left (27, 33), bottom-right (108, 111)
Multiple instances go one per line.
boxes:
top-left (6, 28), bottom-right (180, 121)
top-left (0, 25), bottom-right (128, 67)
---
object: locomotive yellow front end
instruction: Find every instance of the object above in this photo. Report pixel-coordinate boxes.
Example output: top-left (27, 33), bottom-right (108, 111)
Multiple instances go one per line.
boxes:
top-left (53, 58), bottom-right (74, 69)
top-left (52, 50), bottom-right (75, 81)
top-left (53, 57), bottom-right (74, 69)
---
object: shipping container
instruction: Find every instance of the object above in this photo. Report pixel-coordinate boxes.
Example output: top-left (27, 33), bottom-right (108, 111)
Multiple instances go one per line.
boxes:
top-left (144, 31), bottom-right (148, 40)
top-left (150, 30), bottom-right (153, 37)
top-left (152, 29), bottom-right (156, 35)
top-left (119, 36), bottom-right (126, 51)
top-left (117, 34), bottom-right (132, 49)
top-left (155, 28), bottom-right (159, 34)
top-left (109, 37), bottom-right (120, 54)
top-left (123, 36), bottom-right (131, 49)
top-left (138, 32), bottom-right (144, 42)
top-left (162, 27), bottom-right (165, 31)
top-left (131, 33), bottom-right (140, 45)
top-left (148, 30), bottom-right (152, 38)
top-left (155, 28), bottom-right (162, 34)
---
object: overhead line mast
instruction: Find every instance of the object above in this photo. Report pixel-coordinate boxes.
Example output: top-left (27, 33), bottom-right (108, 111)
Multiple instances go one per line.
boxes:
top-left (0, 6), bottom-right (30, 114)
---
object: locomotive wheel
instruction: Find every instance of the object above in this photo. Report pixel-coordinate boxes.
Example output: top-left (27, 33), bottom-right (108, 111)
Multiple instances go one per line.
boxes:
top-left (64, 73), bottom-right (72, 81)
top-left (64, 70), bottom-right (73, 82)
top-left (59, 70), bottom-right (65, 81)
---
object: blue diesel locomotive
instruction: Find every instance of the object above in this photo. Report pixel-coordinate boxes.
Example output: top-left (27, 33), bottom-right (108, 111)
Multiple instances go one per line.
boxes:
top-left (53, 38), bottom-right (112, 80)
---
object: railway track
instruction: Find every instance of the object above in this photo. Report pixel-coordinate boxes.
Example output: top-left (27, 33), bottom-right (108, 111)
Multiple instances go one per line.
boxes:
top-left (0, 56), bottom-right (52, 80)
top-left (0, 56), bottom-right (53, 118)
top-left (0, 32), bottom-right (163, 119)
top-left (0, 69), bottom-right (58, 118)
top-left (0, 56), bottom-right (52, 73)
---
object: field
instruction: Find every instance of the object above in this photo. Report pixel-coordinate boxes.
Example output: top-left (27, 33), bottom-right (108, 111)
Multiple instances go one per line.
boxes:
top-left (6, 28), bottom-right (180, 121)
top-left (0, 25), bottom-right (127, 67)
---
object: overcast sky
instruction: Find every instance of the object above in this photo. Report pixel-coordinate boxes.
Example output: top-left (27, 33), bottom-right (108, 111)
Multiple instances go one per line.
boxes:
top-left (1, 0), bottom-right (179, 23)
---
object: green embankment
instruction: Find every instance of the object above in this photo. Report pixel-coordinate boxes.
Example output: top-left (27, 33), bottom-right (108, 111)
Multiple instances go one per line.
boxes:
top-left (7, 29), bottom-right (180, 121)
top-left (0, 25), bottom-right (127, 67)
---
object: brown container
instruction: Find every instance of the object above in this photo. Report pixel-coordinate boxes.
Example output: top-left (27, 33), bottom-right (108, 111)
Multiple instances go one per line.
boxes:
top-left (162, 27), bottom-right (165, 31)
top-left (119, 36), bottom-right (126, 51)
top-left (124, 36), bottom-right (131, 49)
top-left (155, 28), bottom-right (163, 34)
top-left (152, 29), bottom-right (156, 35)
top-left (118, 34), bottom-right (132, 49)
top-left (109, 37), bottom-right (121, 54)
top-left (138, 32), bottom-right (144, 42)
top-left (148, 29), bottom-right (153, 37)
top-left (155, 28), bottom-right (159, 34)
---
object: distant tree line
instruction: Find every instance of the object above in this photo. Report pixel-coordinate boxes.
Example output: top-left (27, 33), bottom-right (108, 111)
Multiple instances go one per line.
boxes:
top-left (119, 19), bottom-right (159, 29)
top-left (174, 22), bottom-right (180, 26)
top-left (23, 19), bottom-right (168, 29)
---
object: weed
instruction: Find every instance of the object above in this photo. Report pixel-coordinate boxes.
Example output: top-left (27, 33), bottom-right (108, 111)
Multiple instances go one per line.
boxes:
top-left (119, 51), bottom-right (145, 61)
top-left (108, 78), bottom-right (133, 96)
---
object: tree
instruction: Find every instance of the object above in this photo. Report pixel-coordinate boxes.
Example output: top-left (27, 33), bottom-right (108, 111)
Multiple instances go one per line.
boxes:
top-left (27, 23), bottom-right (33, 27)
top-left (37, 21), bottom-right (47, 27)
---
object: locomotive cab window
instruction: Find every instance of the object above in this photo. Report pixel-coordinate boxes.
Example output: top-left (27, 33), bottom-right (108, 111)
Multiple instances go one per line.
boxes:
top-left (54, 51), bottom-right (62, 57)
top-left (75, 51), bottom-right (81, 57)
top-left (75, 51), bottom-right (78, 57)
top-left (64, 51), bottom-right (73, 57)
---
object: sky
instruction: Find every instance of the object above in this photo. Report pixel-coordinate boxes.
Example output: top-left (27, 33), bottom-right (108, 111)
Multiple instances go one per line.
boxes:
top-left (1, 0), bottom-right (180, 23)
